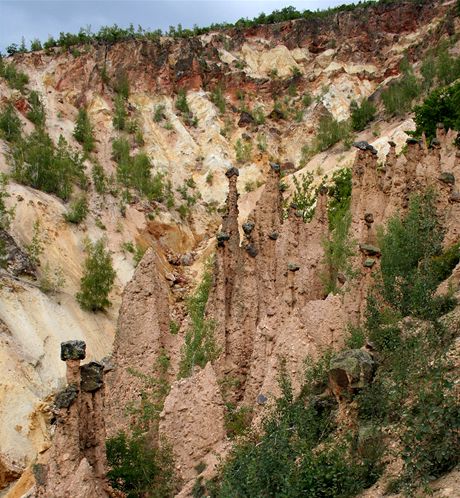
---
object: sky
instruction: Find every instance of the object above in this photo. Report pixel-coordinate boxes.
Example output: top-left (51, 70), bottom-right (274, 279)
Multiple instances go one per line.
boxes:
top-left (0, 0), bottom-right (357, 53)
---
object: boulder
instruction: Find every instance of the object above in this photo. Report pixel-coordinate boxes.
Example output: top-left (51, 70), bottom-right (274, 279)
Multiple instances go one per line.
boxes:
top-left (329, 349), bottom-right (374, 395)
top-left (439, 172), bottom-right (455, 185)
top-left (80, 362), bottom-right (104, 393)
top-left (359, 243), bottom-right (381, 256)
top-left (352, 141), bottom-right (377, 155)
top-left (60, 340), bottom-right (86, 361)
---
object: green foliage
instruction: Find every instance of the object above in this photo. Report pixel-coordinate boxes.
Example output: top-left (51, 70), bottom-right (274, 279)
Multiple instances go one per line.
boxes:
top-left (214, 360), bottom-right (380, 497)
top-left (38, 263), bottom-right (66, 294)
top-left (63, 196), bottom-right (88, 224)
top-left (315, 114), bottom-right (351, 152)
top-left (12, 132), bottom-right (86, 201)
top-left (76, 238), bottom-right (116, 312)
top-left (176, 89), bottom-right (190, 114)
top-left (327, 167), bottom-right (352, 227)
top-left (235, 139), bottom-right (252, 164)
top-left (153, 104), bottom-right (166, 123)
top-left (0, 59), bottom-right (29, 92)
top-left (25, 219), bottom-right (44, 266)
top-left (381, 59), bottom-right (419, 116)
top-left (321, 210), bottom-right (355, 295)
top-left (0, 104), bottom-right (22, 142)
top-left (91, 162), bottom-right (107, 194)
top-left (113, 94), bottom-right (127, 131)
top-left (290, 172), bottom-right (316, 222)
top-left (113, 71), bottom-right (130, 99)
top-left (178, 258), bottom-right (219, 378)
top-left (252, 105), bottom-right (266, 125)
top-left (112, 138), bottom-right (165, 201)
top-left (30, 39), bottom-right (42, 51)
top-left (26, 91), bottom-right (45, 127)
top-left (302, 92), bottom-right (313, 108)
top-left (169, 320), bottom-right (180, 335)
top-left (378, 189), bottom-right (454, 319)
top-left (133, 244), bottom-right (146, 266)
top-left (224, 404), bottom-right (253, 439)
top-left (73, 108), bottom-right (95, 152)
top-left (412, 80), bottom-right (460, 141)
top-left (210, 86), bottom-right (226, 114)
top-left (350, 99), bottom-right (376, 132)
top-left (106, 433), bottom-right (176, 498)
top-left (0, 174), bottom-right (14, 231)
top-left (436, 48), bottom-right (460, 86)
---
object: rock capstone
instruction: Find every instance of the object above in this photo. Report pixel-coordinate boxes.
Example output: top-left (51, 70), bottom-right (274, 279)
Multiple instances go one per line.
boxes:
top-left (352, 141), bottom-right (377, 155)
top-left (329, 349), bottom-right (375, 394)
top-left (80, 362), bottom-right (104, 393)
top-left (60, 340), bottom-right (86, 361)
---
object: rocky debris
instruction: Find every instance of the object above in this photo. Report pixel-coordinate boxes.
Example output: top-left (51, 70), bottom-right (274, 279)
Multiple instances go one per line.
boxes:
top-left (268, 231), bottom-right (279, 240)
top-left (54, 384), bottom-right (79, 409)
top-left (216, 231), bottom-right (230, 247)
top-left (288, 263), bottom-right (300, 272)
top-left (439, 172), bottom-right (455, 185)
top-left (364, 258), bottom-right (376, 268)
top-left (0, 229), bottom-right (36, 277)
top-left (364, 213), bottom-right (374, 225)
top-left (256, 393), bottom-right (268, 405)
top-left (270, 162), bottom-right (281, 172)
top-left (60, 340), bottom-right (86, 361)
top-left (359, 243), bottom-right (381, 256)
top-left (245, 243), bottom-right (258, 257)
top-left (242, 221), bottom-right (255, 236)
top-left (352, 141), bottom-right (377, 155)
top-left (329, 349), bottom-right (375, 397)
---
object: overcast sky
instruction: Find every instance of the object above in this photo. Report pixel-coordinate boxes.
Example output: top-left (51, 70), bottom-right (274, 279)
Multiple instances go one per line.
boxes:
top-left (0, 0), bottom-right (358, 53)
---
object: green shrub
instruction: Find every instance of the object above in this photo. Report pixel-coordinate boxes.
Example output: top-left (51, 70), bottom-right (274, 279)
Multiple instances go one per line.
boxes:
top-left (113, 94), bottom-right (127, 131)
top-left (0, 104), bottom-right (22, 142)
top-left (210, 86), bottom-right (226, 114)
top-left (176, 89), bottom-right (190, 114)
top-left (381, 60), bottom-right (419, 116)
top-left (25, 219), bottom-right (44, 266)
top-left (12, 132), bottom-right (86, 201)
top-left (153, 104), bottom-right (166, 122)
top-left (290, 172), bottom-right (316, 222)
top-left (412, 80), bottom-right (460, 141)
top-left (224, 404), bottom-right (253, 439)
top-left (76, 238), bottom-right (116, 311)
top-left (38, 263), bottom-right (66, 294)
top-left (252, 106), bottom-right (266, 125)
top-left (63, 196), bottom-right (88, 224)
top-left (315, 114), bottom-right (351, 152)
top-left (106, 432), bottom-right (176, 498)
top-left (30, 39), bottom-right (42, 51)
top-left (113, 71), bottom-right (130, 99)
top-left (0, 174), bottom-right (14, 231)
top-left (235, 139), bottom-right (252, 163)
top-left (350, 99), bottom-right (376, 131)
top-left (73, 108), bottom-right (95, 152)
top-left (178, 258), bottom-right (218, 378)
top-left (327, 168), bottom-right (352, 226)
top-left (378, 189), bottom-right (454, 318)
top-left (0, 60), bottom-right (29, 92)
top-left (91, 162), bottom-right (107, 194)
top-left (436, 48), bottom-right (460, 86)
top-left (302, 92), bottom-right (313, 107)
top-left (26, 91), bottom-right (45, 128)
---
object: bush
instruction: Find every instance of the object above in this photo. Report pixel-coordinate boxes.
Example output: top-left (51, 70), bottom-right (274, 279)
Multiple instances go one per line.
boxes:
top-left (73, 108), bottom-right (95, 152)
top-left (153, 104), bottom-right (166, 122)
top-left (210, 86), bottom-right (226, 114)
top-left (106, 432), bottom-right (176, 498)
top-left (76, 238), bottom-right (116, 311)
top-left (0, 104), bottom-right (22, 142)
top-left (63, 196), bottom-right (88, 224)
top-left (0, 59), bottom-right (29, 92)
top-left (12, 132), bottom-right (86, 201)
top-left (290, 172), bottom-right (316, 222)
top-left (113, 71), bottom-right (130, 99)
top-left (38, 263), bottom-right (66, 294)
top-left (91, 162), bottom-right (107, 194)
top-left (113, 94), bottom-right (127, 131)
top-left (315, 114), bottom-right (351, 152)
top-left (176, 89), bottom-right (190, 114)
top-left (26, 91), bottom-right (45, 127)
top-left (378, 189), bottom-right (454, 318)
top-left (381, 59), bottom-right (419, 116)
top-left (350, 99), bottom-right (376, 132)
top-left (0, 174), bottom-right (14, 231)
top-left (235, 139), bottom-right (252, 163)
top-left (436, 48), bottom-right (460, 87)
top-left (178, 258), bottom-right (219, 378)
top-left (412, 80), bottom-right (460, 141)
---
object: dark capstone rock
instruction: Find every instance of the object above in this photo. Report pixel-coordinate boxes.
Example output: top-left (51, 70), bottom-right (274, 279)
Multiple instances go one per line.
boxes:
top-left (439, 172), bottom-right (455, 185)
top-left (238, 111), bottom-right (254, 127)
top-left (268, 231), bottom-right (279, 241)
top-left (216, 232), bottom-right (230, 247)
top-left (388, 140), bottom-right (396, 147)
top-left (269, 108), bottom-right (285, 121)
top-left (288, 262), bottom-right (300, 272)
top-left (242, 222), bottom-right (255, 235)
top-left (290, 203), bottom-right (298, 210)
top-left (60, 340), bottom-right (86, 361)
top-left (318, 185), bottom-right (328, 195)
top-left (80, 361), bottom-right (104, 393)
top-left (242, 133), bottom-right (252, 141)
top-left (55, 384), bottom-right (79, 409)
top-left (364, 258), bottom-right (375, 268)
top-left (352, 141), bottom-right (377, 155)
top-left (359, 243), bottom-right (381, 256)
top-left (430, 138), bottom-right (441, 148)
top-left (246, 243), bottom-right (258, 257)
top-left (0, 229), bottom-right (36, 277)
top-left (270, 162), bottom-right (280, 172)
top-left (32, 464), bottom-right (48, 486)
top-left (450, 191), bottom-right (460, 203)
top-left (406, 137), bottom-right (422, 146)
top-left (225, 167), bottom-right (239, 178)
top-left (329, 349), bottom-right (375, 391)
top-left (256, 393), bottom-right (268, 405)
top-left (364, 213), bottom-right (374, 224)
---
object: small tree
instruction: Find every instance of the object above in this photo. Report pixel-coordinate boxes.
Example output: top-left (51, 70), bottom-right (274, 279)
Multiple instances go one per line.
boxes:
top-left (0, 104), bottom-right (22, 142)
top-left (77, 239), bottom-right (116, 311)
top-left (350, 99), bottom-right (376, 132)
top-left (73, 108), bottom-right (95, 152)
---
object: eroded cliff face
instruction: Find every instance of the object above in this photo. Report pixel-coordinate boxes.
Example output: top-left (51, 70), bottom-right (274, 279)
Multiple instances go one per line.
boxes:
top-left (1, 0), bottom-right (459, 494)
